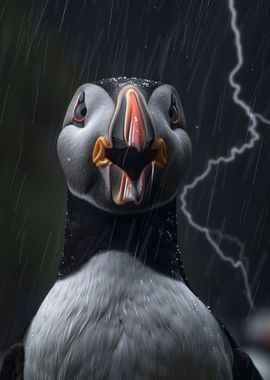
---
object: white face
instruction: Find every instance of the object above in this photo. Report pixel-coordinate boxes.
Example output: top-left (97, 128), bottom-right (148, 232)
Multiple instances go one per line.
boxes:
top-left (57, 81), bottom-right (192, 213)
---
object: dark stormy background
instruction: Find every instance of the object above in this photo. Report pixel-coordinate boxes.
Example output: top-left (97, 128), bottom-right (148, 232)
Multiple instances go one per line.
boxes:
top-left (0, 0), bottom-right (269, 367)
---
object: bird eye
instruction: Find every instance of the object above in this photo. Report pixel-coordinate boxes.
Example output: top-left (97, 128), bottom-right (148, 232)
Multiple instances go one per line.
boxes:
top-left (73, 92), bottom-right (87, 127)
top-left (169, 94), bottom-right (180, 127)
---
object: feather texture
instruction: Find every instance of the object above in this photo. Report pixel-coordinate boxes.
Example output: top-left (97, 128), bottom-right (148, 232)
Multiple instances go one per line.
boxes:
top-left (24, 251), bottom-right (233, 380)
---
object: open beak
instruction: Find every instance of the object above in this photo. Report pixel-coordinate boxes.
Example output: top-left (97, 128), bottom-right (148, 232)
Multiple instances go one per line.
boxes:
top-left (92, 86), bottom-right (167, 205)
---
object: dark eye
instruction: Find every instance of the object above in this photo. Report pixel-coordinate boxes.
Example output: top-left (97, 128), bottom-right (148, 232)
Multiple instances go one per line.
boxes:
top-left (169, 94), bottom-right (180, 127)
top-left (73, 92), bottom-right (87, 127)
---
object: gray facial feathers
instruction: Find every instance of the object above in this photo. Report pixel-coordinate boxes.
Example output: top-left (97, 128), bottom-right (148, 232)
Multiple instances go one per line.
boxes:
top-left (57, 80), bottom-right (192, 213)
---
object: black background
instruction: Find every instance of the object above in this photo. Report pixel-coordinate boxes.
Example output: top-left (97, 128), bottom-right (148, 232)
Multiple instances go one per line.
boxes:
top-left (0, 0), bottom-right (270, 350)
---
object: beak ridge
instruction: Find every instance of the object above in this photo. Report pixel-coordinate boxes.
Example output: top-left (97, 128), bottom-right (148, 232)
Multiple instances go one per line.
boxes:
top-left (109, 86), bottom-right (156, 150)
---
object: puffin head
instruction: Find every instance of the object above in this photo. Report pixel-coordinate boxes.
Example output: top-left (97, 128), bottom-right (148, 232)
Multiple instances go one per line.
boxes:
top-left (57, 78), bottom-right (192, 213)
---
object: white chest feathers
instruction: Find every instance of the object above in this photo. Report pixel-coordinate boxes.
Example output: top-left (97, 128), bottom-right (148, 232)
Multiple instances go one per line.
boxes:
top-left (24, 251), bottom-right (233, 380)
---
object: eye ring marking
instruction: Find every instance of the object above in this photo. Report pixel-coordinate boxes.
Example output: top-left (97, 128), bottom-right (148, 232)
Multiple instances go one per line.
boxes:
top-left (169, 93), bottom-right (181, 127)
top-left (73, 91), bottom-right (87, 127)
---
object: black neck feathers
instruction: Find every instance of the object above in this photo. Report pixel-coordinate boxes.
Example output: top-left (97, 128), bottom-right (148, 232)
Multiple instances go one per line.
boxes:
top-left (58, 191), bottom-right (187, 282)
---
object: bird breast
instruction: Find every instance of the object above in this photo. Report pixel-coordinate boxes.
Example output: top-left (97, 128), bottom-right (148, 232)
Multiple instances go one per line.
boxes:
top-left (24, 250), bottom-right (233, 380)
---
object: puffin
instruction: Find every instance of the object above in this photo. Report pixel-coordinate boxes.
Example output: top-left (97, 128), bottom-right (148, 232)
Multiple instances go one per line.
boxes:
top-left (0, 77), bottom-right (262, 380)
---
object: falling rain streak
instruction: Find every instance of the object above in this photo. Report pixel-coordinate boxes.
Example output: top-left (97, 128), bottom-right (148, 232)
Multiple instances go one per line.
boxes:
top-left (0, 0), bottom-right (269, 353)
top-left (180, 0), bottom-right (270, 309)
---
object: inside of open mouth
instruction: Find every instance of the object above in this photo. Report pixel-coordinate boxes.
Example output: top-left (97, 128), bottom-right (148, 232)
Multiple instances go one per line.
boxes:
top-left (106, 145), bottom-right (156, 181)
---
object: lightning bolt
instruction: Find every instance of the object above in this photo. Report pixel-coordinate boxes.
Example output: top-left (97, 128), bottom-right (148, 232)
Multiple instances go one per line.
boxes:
top-left (180, 0), bottom-right (270, 309)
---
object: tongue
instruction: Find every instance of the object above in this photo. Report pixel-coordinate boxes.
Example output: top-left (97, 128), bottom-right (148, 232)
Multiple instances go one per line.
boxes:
top-left (119, 171), bottom-right (138, 203)
top-left (110, 164), bottom-right (152, 205)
